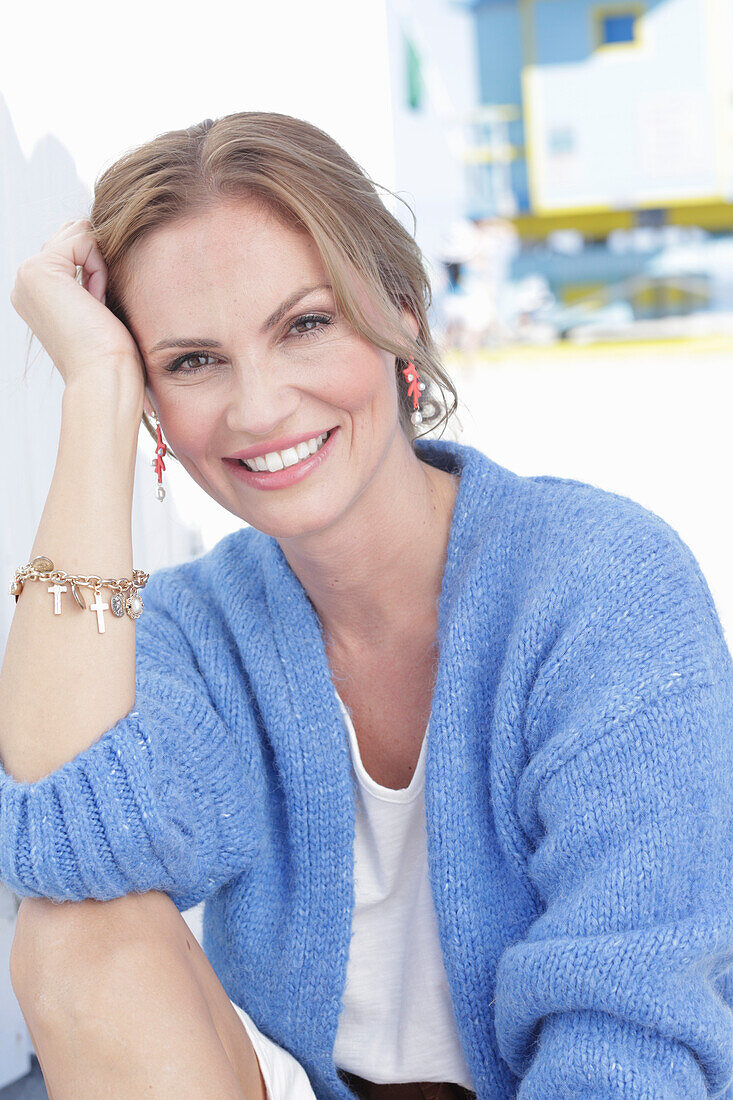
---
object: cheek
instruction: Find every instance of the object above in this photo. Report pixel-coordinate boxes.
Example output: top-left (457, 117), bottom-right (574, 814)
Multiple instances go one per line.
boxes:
top-left (325, 349), bottom-right (394, 413)
top-left (163, 403), bottom-right (214, 458)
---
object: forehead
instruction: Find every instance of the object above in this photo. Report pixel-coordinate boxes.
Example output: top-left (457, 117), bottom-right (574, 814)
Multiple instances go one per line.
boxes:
top-left (123, 199), bottom-right (327, 335)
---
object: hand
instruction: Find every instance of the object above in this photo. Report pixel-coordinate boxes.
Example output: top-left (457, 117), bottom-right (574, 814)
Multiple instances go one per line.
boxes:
top-left (10, 218), bottom-right (145, 402)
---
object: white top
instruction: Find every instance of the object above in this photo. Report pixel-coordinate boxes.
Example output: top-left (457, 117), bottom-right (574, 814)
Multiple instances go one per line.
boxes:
top-left (332, 690), bottom-right (475, 1090)
top-left (228, 690), bottom-right (476, 1100)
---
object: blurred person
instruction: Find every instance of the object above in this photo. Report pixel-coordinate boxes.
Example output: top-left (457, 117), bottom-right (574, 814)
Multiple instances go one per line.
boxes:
top-left (437, 217), bottom-right (481, 294)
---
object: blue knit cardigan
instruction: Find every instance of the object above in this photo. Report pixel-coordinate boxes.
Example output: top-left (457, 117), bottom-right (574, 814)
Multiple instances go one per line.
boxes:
top-left (2, 437), bottom-right (733, 1099)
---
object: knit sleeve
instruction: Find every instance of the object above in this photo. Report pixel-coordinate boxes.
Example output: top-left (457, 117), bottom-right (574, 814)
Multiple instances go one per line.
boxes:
top-left (0, 573), bottom-right (264, 911)
top-left (494, 512), bottom-right (733, 1098)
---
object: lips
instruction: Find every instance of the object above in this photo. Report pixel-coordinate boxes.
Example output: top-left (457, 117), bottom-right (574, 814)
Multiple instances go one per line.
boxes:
top-left (223, 425), bottom-right (340, 490)
top-left (238, 429), bottom-right (331, 471)
top-left (228, 427), bottom-right (336, 464)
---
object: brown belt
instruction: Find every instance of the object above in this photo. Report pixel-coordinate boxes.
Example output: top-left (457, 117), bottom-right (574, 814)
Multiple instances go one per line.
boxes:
top-left (337, 1069), bottom-right (477, 1100)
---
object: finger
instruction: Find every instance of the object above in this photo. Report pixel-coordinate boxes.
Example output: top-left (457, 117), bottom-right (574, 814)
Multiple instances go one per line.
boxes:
top-left (67, 238), bottom-right (108, 302)
top-left (86, 265), bottom-right (108, 303)
top-left (49, 233), bottom-right (108, 296)
top-left (80, 266), bottom-right (104, 301)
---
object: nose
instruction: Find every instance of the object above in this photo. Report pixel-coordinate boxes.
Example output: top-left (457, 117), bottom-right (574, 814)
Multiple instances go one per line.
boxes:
top-left (223, 364), bottom-right (301, 440)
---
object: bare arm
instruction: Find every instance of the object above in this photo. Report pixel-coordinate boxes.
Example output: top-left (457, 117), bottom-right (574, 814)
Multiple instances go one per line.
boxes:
top-left (0, 377), bottom-right (142, 782)
top-left (0, 217), bottom-right (146, 782)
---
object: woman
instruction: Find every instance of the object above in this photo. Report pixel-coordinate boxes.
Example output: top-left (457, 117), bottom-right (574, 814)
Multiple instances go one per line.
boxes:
top-left (1, 112), bottom-right (732, 1100)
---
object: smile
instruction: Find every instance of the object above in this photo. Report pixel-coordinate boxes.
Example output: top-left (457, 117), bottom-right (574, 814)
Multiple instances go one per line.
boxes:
top-left (223, 427), bottom-right (339, 491)
top-left (239, 430), bottom-right (330, 472)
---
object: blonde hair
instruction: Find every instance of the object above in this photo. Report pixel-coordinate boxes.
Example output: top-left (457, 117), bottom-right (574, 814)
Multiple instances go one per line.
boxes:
top-left (89, 110), bottom-right (458, 460)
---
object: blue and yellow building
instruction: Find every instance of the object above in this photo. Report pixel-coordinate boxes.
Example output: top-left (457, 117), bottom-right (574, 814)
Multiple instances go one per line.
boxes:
top-left (455, 0), bottom-right (733, 239)
top-left (389, 0), bottom-right (733, 318)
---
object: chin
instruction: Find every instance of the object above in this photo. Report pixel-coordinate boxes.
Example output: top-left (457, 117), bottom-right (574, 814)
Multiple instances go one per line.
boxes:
top-left (244, 499), bottom-right (344, 541)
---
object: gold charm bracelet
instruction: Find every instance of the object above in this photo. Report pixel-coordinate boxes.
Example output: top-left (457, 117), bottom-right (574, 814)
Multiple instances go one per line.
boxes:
top-left (9, 556), bottom-right (150, 635)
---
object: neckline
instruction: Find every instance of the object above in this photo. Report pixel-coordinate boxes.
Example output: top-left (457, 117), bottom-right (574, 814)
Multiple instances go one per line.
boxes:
top-left (334, 689), bottom-right (429, 804)
top-left (255, 435), bottom-right (497, 766)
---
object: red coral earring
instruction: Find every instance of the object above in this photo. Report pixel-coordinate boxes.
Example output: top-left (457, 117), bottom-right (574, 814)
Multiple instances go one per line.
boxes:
top-left (150, 412), bottom-right (167, 502)
top-left (402, 360), bottom-right (426, 426)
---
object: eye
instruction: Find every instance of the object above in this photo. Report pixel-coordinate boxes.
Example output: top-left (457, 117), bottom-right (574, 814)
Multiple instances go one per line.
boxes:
top-left (288, 312), bottom-right (334, 340)
top-left (164, 352), bottom-right (219, 375)
top-left (163, 312), bottom-right (334, 374)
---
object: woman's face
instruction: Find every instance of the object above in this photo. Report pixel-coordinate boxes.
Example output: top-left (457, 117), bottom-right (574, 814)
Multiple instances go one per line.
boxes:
top-left (123, 198), bottom-right (418, 538)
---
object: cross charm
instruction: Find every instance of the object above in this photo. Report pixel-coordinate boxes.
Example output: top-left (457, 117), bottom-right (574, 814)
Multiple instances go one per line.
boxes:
top-left (47, 583), bottom-right (67, 614)
top-left (90, 588), bottom-right (109, 634)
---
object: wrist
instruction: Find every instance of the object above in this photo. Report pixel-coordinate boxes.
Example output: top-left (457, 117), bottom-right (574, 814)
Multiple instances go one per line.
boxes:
top-left (62, 371), bottom-right (144, 427)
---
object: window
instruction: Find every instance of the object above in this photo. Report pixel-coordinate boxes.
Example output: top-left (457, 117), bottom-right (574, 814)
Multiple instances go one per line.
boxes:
top-left (593, 5), bottom-right (643, 51)
top-left (602, 13), bottom-right (636, 43)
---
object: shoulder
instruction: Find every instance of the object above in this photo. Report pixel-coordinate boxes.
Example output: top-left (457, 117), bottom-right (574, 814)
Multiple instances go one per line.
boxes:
top-left (515, 469), bottom-right (731, 691)
top-left (516, 467), bottom-right (705, 597)
top-left (447, 438), bottom-right (691, 570)
top-left (525, 466), bottom-right (680, 549)
top-left (459, 442), bottom-right (702, 593)
top-left (434, 439), bottom-right (721, 649)
top-left (453, 447), bottom-right (730, 686)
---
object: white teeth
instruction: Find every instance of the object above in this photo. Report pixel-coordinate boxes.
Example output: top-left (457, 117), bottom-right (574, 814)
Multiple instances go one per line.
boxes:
top-left (280, 447), bottom-right (300, 468)
top-left (265, 451), bottom-right (284, 472)
top-left (242, 431), bottom-right (330, 472)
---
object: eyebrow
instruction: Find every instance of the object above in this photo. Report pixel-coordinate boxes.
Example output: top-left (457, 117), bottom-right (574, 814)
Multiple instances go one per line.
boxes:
top-left (147, 283), bottom-right (333, 355)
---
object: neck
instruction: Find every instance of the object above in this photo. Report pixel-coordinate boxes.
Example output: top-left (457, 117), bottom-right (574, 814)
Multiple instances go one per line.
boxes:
top-left (275, 432), bottom-right (459, 653)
